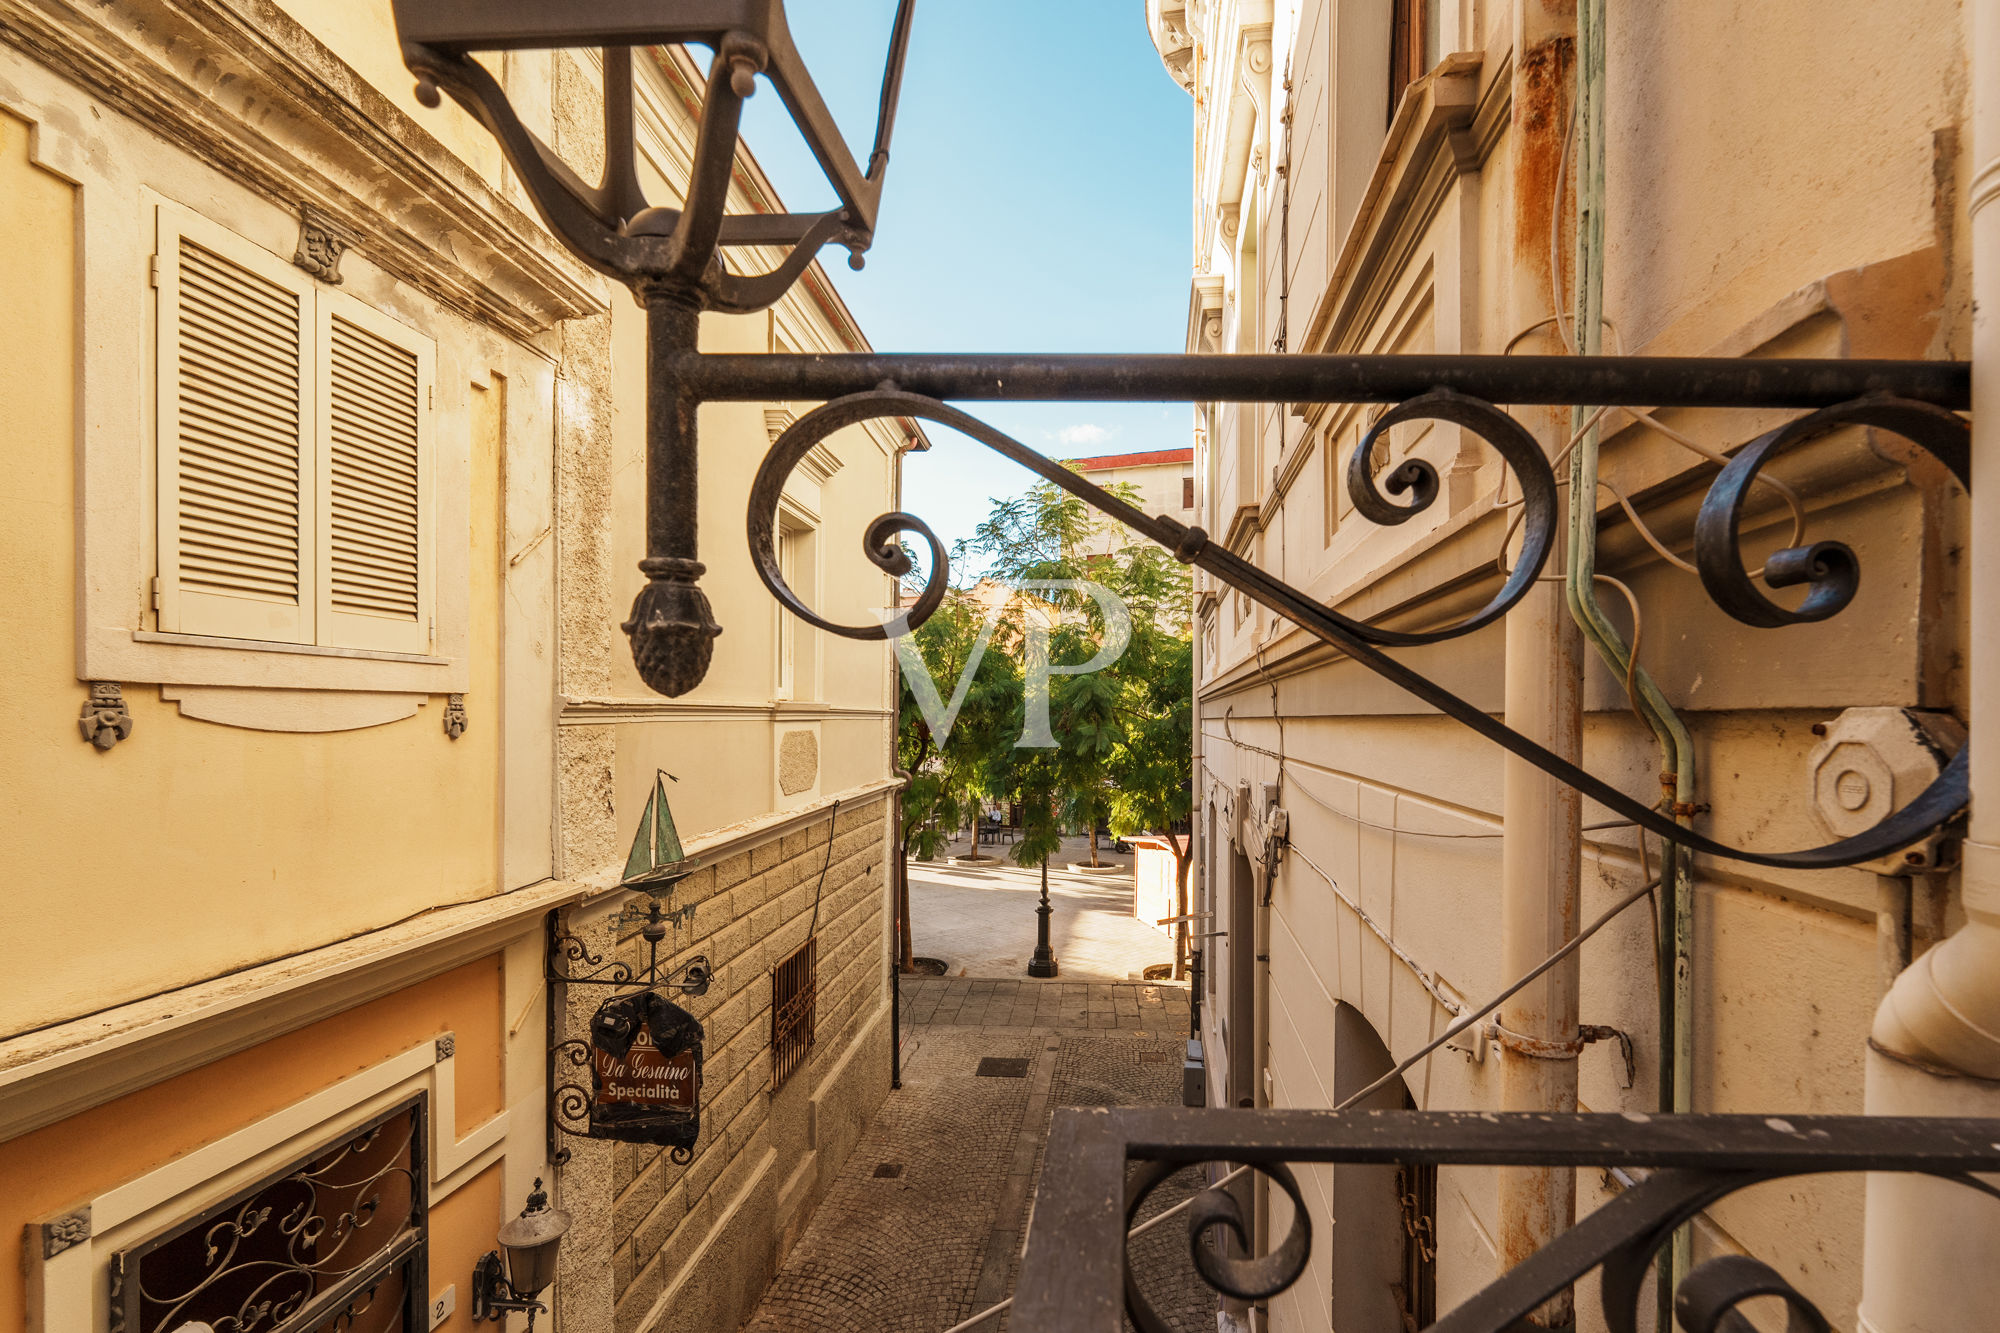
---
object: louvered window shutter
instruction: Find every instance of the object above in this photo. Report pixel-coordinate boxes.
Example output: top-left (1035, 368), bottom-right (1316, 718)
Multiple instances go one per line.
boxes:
top-left (315, 293), bottom-right (435, 654)
top-left (156, 212), bottom-right (315, 643)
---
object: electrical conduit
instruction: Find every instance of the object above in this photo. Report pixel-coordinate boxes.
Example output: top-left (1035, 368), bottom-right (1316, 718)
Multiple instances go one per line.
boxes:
top-left (1556, 2), bottom-right (1696, 1320)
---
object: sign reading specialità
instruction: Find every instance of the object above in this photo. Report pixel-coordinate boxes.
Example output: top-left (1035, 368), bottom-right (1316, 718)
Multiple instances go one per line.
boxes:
top-left (586, 989), bottom-right (704, 1152)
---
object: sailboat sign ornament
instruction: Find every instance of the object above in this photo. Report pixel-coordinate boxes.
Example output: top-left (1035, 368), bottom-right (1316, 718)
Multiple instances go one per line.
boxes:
top-left (548, 771), bottom-right (714, 1161)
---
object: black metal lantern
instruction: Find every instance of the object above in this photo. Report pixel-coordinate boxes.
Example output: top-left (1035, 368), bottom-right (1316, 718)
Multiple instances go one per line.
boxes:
top-left (472, 1179), bottom-right (571, 1325)
top-left (391, 0), bottom-right (915, 696)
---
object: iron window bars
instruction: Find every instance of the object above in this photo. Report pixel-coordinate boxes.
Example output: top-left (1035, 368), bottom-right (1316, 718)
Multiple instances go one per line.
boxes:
top-left (389, 6), bottom-right (1991, 1327)
top-left (772, 936), bottom-right (817, 1092)
top-left (110, 1097), bottom-right (427, 1333)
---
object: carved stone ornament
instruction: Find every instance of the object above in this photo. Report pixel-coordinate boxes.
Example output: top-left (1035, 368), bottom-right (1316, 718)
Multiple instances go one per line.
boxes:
top-left (78, 682), bottom-right (132, 751)
top-left (443, 693), bottom-right (468, 740)
top-left (41, 1208), bottom-right (90, 1259)
top-left (292, 202), bottom-right (363, 284)
top-left (435, 1033), bottom-right (456, 1062)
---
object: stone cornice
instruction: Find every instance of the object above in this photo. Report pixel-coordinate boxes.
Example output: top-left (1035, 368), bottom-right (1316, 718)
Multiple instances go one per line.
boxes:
top-left (0, 0), bottom-right (604, 341)
top-left (0, 878), bottom-right (585, 1144)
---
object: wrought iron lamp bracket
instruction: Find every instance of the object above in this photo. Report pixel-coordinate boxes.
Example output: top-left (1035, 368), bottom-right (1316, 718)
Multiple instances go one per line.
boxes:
top-left (391, 4), bottom-right (1975, 870)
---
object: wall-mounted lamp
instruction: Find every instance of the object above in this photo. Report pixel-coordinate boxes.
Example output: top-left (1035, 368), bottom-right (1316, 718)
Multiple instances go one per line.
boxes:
top-left (472, 1179), bottom-right (571, 1326)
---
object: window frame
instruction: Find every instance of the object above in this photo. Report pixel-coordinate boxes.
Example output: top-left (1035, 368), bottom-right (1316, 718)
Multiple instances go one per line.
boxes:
top-left (155, 203), bottom-right (437, 660)
top-left (65, 175), bottom-right (467, 698)
top-left (772, 498), bottom-right (821, 703)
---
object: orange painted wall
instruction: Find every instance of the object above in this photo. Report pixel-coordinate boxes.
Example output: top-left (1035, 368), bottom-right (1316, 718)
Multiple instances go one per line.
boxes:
top-left (0, 955), bottom-right (506, 1333)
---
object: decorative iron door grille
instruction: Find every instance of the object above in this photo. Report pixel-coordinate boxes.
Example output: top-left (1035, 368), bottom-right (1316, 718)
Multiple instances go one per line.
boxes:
top-left (109, 1096), bottom-right (427, 1333)
top-left (773, 936), bottom-right (817, 1092)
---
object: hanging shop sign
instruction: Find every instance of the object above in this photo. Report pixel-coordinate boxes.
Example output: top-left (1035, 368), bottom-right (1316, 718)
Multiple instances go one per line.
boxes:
top-left (584, 989), bottom-right (704, 1152)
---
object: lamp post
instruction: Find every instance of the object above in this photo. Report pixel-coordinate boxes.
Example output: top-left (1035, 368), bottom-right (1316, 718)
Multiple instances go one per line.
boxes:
top-left (1027, 854), bottom-right (1058, 978)
top-left (390, 0), bottom-right (916, 697)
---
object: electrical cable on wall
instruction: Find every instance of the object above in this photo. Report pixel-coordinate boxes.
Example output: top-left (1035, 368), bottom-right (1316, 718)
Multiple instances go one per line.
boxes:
top-left (806, 796), bottom-right (842, 942)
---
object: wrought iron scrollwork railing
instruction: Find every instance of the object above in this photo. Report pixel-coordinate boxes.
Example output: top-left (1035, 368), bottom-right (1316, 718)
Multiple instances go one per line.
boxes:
top-left (1022, 1106), bottom-right (2000, 1333)
top-left (745, 376), bottom-right (1971, 871)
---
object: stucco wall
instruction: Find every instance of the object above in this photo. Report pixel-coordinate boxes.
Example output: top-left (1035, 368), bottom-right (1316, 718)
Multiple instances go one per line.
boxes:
top-left (1175, 0), bottom-right (1973, 1327)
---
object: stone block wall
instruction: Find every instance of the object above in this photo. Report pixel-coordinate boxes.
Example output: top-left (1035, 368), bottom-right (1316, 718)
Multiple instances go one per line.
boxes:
top-left (555, 793), bottom-right (893, 1333)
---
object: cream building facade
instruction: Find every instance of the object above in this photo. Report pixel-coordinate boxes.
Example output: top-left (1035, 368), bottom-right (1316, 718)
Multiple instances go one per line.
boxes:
top-left (1153, 1), bottom-right (1984, 1331)
top-left (0, 6), bottom-right (902, 1333)
top-left (1068, 446), bottom-right (1197, 556)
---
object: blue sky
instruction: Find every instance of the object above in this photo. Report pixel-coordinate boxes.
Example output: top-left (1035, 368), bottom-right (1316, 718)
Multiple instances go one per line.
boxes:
top-left (733, 2), bottom-right (1194, 573)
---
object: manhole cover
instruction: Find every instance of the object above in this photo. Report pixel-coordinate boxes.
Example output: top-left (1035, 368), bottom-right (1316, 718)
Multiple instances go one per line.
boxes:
top-left (976, 1057), bottom-right (1031, 1078)
top-left (873, 1163), bottom-right (904, 1178)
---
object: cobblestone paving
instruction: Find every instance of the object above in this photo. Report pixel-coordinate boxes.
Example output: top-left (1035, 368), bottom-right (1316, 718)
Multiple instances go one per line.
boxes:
top-left (739, 979), bottom-right (1207, 1333)
top-left (896, 977), bottom-right (1191, 1035)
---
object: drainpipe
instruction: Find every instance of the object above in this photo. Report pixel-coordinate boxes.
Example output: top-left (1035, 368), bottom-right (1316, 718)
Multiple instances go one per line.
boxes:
top-left (1858, 2), bottom-right (2000, 1328)
top-left (1497, 4), bottom-right (1582, 1328)
top-left (1557, 2), bottom-right (1695, 1321)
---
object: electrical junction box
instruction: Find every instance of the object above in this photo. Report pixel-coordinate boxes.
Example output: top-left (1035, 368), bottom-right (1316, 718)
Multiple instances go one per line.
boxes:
top-left (1183, 1038), bottom-right (1206, 1107)
top-left (1807, 707), bottom-right (1965, 874)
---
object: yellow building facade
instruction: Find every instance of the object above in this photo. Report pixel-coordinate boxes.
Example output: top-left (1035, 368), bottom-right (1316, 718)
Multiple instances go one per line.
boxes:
top-left (0, 5), bottom-right (904, 1332)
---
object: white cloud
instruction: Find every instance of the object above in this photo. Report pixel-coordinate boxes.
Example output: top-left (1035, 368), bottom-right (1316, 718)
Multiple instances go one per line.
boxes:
top-left (1056, 423), bottom-right (1113, 448)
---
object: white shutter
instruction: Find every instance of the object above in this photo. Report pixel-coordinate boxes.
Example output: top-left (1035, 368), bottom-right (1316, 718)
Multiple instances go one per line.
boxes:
top-left (314, 292), bottom-right (434, 654)
top-left (156, 209), bottom-right (315, 643)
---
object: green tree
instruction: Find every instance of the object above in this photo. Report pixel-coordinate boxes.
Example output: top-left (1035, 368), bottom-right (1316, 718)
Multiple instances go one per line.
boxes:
top-left (895, 474), bottom-right (1195, 974)
top-left (894, 581), bottom-right (1019, 970)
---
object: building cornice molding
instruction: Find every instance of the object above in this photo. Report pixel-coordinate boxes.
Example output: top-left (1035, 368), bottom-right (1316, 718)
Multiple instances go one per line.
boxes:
top-left (557, 696), bottom-right (890, 726)
top-left (0, 879), bottom-right (586, 1144)
top-left (571, 778), bottom-right (900, 917)
top-left (0, 0), bottom-right (604, 341)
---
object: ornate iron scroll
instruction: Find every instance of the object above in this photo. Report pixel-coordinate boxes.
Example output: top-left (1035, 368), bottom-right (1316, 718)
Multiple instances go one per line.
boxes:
top-left (109, 1098), bottom-right (426, 1333)
top-left (393, 9), bottom-right (1975, 872)
top-left (1020, 1106), bottom-right (2000, 1333)
top-left (546, 901), bottom-right (711, 1167)
top-left (386, 16), bottom-right (1993, 1331)
top-left (747, 387), bottom-right (1970, 871)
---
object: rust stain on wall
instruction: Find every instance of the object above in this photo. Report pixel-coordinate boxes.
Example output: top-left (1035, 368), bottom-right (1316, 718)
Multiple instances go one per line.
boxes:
top-left (1511, 36), bottom-right (1576, 294)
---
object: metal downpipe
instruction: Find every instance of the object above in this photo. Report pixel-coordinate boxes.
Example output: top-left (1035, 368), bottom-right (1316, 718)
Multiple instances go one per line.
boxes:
top-left (1858, 2), bottom-right (2000, 1329)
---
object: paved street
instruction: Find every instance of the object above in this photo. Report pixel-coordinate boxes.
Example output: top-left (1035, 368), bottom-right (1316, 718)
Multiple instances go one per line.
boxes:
top-left (740, 978), bottom-right (1210, 1333)
top-left (907, 834), bottom-right (1177, 981)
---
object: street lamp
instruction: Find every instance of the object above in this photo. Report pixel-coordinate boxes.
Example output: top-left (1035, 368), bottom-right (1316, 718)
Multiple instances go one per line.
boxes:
top-left (1027, 853), bottom-right (1059, 979)
top-left (390, 0), bottom-right (916, 696)
top-left (472, 1179), bottom-right (572, 1326)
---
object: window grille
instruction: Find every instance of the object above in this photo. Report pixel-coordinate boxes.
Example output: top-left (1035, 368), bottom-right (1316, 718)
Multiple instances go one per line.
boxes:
top-left (110, 1096), bottom-right (427, 1333)
top-left (1393, 1160), bottom-right (1439, 1332)
top-left (772, 936), bottom-right (817, 1091)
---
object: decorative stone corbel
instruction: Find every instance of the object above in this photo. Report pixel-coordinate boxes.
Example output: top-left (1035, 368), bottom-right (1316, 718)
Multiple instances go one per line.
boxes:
top-left (443, 693), bottom-right (468, 740)
top-left (78, 683), bottom-right (132, 751)
top-left (292, 202), bottom-right (363, 284)
top-left (40, 1208), bottom-right (90, 1259)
